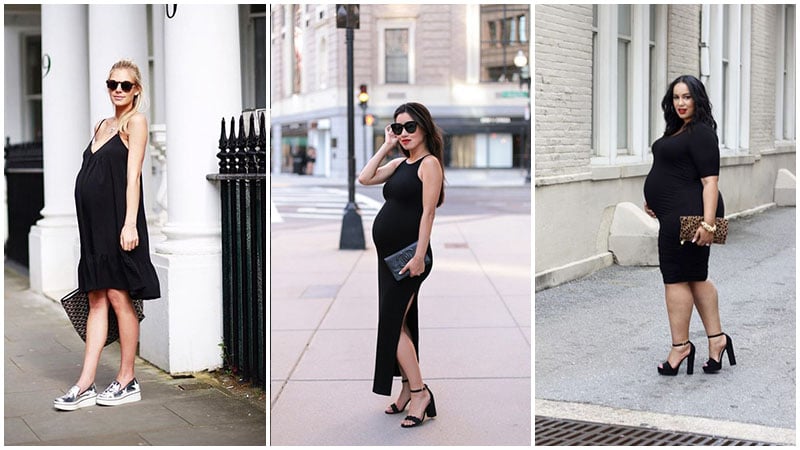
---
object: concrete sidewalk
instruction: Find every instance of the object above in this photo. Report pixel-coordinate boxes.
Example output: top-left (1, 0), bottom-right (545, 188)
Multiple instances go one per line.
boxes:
top-left (4, 265), bottom-right (266, 445)
top-left (535, 206), bottom-right (796, 445)
top-left (270, 213), bottom-right (531, 445)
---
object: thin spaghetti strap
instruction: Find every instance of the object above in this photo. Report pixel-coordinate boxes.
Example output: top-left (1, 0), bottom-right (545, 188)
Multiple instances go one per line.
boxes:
top-left (91, 119), bottom-right (106, 142)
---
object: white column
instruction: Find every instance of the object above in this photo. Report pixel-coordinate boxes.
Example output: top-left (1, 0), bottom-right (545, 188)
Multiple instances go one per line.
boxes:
top-left (29, 5), bottom-right (89, 295)
top-left (140, 4), bottom-right (242, 374)
top-left (87, 5), bottom-right (149, 126)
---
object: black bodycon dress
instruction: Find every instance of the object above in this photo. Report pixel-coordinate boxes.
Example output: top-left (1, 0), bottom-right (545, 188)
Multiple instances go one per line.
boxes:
top-left (643, 123), bottom-right (724, 284)
top-left (75, 126), bottom-right (161, 300)
top-left (371, 156), bottom-right (433, 396)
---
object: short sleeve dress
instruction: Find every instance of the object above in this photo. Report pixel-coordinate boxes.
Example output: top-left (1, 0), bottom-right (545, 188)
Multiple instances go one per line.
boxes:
top-left (643, 123), bottom-right (724, 284)
top-left (74, 123), bottom-right (161, 300)
top-left (370, 156), bottom-right (434, 396)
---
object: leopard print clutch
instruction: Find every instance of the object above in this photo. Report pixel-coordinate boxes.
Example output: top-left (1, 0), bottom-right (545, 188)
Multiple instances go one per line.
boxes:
top-left (679, 216), bottom-right (728, 245)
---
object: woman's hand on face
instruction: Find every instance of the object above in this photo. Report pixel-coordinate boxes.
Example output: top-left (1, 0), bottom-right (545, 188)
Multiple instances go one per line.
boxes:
top-left (120, 224), bottom-right (139, 252)
top-left (643, 203), bottom-right (657, 219)
top-left (384, 124), bottom-right (399, 148)
top-left (399, 255), bottom-right (426, 278)
top-left (693, 226), bottom-right (713, 247)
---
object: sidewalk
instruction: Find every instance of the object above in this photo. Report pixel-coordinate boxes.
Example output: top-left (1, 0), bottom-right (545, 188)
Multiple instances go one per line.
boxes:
top-left (4, 265), bottom-right (266, 445)
top-left (535, 206), bottom-right (796, 445)
top-left (269, 213), bottom-right (531, 445)
top-left (270, 168), bottom-right (530, 188)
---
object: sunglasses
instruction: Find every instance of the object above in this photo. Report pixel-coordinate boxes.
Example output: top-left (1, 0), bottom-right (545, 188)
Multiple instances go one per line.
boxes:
top-left (390, 121), bottom-right (418, 135)
top-left (106, 79), bottom-right (136, 92)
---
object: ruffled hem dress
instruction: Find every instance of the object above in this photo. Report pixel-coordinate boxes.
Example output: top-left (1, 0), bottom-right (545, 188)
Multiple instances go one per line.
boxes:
top-left (74, 123), bottom-right (160, 300)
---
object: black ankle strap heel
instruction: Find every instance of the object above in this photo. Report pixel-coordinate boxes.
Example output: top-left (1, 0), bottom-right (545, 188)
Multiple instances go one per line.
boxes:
top-left (385, 379), bottom-right (410, 415)
top-left (401, 384), bottom-right (437, 428)
top-left (703, 332), bottom-right (736, 373)
top-left (657, 340), bottom-right (695, 376)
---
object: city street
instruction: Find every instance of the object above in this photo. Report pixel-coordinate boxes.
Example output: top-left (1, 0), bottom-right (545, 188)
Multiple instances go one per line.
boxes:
top-left (269, 175), bottom-right (531, 445)
top-left (535, 206), bottom-right (796, 445)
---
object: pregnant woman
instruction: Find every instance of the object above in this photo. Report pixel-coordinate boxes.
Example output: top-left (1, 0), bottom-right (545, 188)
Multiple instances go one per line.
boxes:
top-left (358, 102), bottom-right (444, 428)
top-left (643, 75), bottom-right (735, 377)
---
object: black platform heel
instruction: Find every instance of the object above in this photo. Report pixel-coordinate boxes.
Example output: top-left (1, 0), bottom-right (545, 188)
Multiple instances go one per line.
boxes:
top-left (703, 332), bottom-right (736, 373)
top-left (385, 379), bottom-right (410, 414)
top-left (401, 385), bottom-right (437, 428)
top-left (658, 340), bottom-right (695, 375)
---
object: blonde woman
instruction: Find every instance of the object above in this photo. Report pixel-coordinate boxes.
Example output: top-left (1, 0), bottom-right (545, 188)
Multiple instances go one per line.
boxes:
top-left (54, 60), bottom-right (160, 410)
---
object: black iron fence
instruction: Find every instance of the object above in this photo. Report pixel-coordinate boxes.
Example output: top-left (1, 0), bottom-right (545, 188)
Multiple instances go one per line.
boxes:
top-left (4, 140), bottom-right (44, 267)
top-left (207, 112), bottom-right (266, 387)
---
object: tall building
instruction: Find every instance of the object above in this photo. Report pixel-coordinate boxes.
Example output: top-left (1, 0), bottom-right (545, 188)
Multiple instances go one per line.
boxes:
top-left (535, 4), bottom-right (796, 289)
top-left (270, 4), bottom-right (531, 182)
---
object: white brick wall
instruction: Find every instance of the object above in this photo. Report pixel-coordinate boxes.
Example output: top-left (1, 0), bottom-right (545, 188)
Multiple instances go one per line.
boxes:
top-left (534, 4), bottom-right (593, 179)
top-left (750, 5), bottom-right (779, 152)
top-left (666, 5), bottom-right (700, 80)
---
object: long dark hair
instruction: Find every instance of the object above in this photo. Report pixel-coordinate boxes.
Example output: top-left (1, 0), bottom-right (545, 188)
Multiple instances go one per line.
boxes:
top-left (661, 75), bottom-right (717, 137)
top-left (393, 102), bottom-right (445, 207)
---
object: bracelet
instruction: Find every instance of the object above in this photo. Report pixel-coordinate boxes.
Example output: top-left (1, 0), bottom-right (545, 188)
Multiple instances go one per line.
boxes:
top-left (700, 221), bottom-right (717, 233)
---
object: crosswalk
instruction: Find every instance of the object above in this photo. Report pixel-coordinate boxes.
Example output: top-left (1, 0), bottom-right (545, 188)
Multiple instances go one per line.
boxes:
top-left (271, 186), bottom-right (383, 222)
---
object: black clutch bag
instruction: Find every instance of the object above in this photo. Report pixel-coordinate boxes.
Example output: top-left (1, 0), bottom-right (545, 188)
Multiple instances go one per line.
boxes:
top-left (60, 289), bottom-right (145, 347)
top-left (383, 241), bottom-right (432, 281)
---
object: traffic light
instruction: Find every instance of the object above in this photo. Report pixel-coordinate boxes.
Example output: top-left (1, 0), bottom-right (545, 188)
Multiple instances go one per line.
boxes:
top-left (358, 84), bottom-right (369, 106)
top-left (365, 113), bottom-right (375, 126)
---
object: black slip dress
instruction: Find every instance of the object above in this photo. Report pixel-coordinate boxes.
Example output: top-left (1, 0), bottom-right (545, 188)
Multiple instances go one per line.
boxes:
top-left (371, 155), bottom-right (433, 396)
top-left (74, 120), bottom-right (160, 300)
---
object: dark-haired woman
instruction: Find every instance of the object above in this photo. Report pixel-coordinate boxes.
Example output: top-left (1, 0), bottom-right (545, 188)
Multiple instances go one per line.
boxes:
top-left (644, 75), bottom-right (735, 376)
top-left (358, 102), bottom-right (444, 428)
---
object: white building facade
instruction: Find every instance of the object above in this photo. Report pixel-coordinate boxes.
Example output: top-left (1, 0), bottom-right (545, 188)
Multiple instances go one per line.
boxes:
top-left (535, 4), bottom-right (796, 289)
top-left (4, 4), bottom-right (266, 374)
top-left (270, 4), bottom-right (532, 182)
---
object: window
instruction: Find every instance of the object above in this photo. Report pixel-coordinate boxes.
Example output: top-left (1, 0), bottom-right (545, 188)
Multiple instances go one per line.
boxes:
top-left (776, 5), bottom-right (796, 142)
top-left (252, 4), bottom-right (266, 108)
top-left (292, 5), bottom-right (302, 94)
top-left (703, 4), bottom-right (750, 152)
top-left (617, 5), bottom-right (631, 153)
top-left (377, 19), bottom-right (415, 84)
top-left (591, 5), bottom-right (663, 165)
top-left (479, 4), bottom-right (529, 82)
top-left (385, 29), bottom-right (409, 83)
top-left (23, 34), bottom-right (42, 142)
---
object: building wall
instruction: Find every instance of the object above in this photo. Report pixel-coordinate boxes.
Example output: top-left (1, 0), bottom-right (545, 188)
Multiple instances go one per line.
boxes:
top-left (666, 5), bottom-right (700, 80)
top-left (535, 4), bottom-right (796, 289)
top-left (533, 4), bottom-right (592, 181)
top-left (270, 4), bottom-right (532, 180)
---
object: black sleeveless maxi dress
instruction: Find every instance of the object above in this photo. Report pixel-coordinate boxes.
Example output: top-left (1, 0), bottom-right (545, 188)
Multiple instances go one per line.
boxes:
top-left (371, 156), bottom-right (433, 396)
top-left (643, 123), bottom-right (724, 284)
top-left (74, 123), bottom-right (160, 300)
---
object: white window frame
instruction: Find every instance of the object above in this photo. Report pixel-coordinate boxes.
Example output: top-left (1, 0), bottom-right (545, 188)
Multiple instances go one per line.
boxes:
top-left (703, 4), bottom-right (750, 154)
top-left (775, 4), bottom-right (796, 143)
top-left (592, 4), bottom-right (657, 166)
top-left (377, 19), bottom-right (416, 85)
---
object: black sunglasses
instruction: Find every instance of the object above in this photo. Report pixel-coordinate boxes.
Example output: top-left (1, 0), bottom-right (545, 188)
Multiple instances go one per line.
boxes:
top-left (390, 121), bottom-right (418, 135)
top-left (106, 79), bottom-right (136, 92)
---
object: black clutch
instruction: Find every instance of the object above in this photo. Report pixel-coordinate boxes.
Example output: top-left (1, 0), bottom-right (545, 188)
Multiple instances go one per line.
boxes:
top-left (60, 289), bottom-right (145, 347)
top-left (383, 241), bottom-right (432, 281)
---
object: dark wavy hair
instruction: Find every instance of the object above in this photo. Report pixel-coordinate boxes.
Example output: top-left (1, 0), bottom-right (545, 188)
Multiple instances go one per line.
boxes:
top-left (393, 102), bottom-right (445, 207)
top-left (661, 75), bottom-right (717, 137)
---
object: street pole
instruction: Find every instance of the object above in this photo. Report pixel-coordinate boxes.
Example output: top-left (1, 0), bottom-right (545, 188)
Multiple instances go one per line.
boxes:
top-left (338, 6), bottom-right (365, 250)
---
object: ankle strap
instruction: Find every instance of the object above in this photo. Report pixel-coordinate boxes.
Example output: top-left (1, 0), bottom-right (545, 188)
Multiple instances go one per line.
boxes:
top-left (707, 332), bottom-right (724, 339)
top-left (409, 385), bottom-right (427, 393)
top-left (672, 340), bottom-right (691, 347)
top-left (401, 379), bottom-right (408, 383)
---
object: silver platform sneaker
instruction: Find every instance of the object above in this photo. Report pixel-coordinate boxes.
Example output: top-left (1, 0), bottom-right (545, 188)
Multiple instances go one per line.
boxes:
top-left (96, 378), bottom-right (141, 406)
top-left (54, 384), bottom-right (97, 411)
